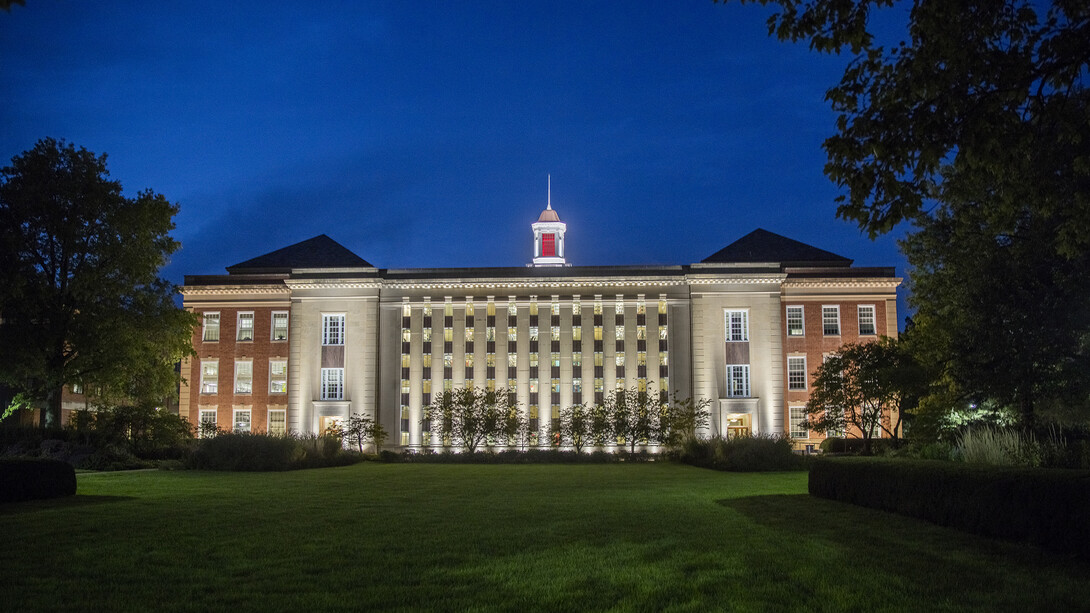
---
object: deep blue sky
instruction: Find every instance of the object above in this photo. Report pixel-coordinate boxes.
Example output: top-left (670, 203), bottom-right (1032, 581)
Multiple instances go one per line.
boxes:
top-left (1, 1), bottom-right (909, 321)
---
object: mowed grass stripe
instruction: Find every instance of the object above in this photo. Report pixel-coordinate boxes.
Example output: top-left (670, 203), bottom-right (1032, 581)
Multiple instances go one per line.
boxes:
top-left (1, 463), bottom-right (1086, 612)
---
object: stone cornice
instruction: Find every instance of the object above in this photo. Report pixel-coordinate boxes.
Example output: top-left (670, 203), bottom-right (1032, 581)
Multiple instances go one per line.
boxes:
top-left (179, 285), bottom-right (290, 296)
top-left (782, 278), bottom-right (902, 290)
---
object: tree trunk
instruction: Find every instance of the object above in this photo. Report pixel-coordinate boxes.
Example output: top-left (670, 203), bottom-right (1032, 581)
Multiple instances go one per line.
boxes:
top-left (1019, 392), bottom-right (1035, 431)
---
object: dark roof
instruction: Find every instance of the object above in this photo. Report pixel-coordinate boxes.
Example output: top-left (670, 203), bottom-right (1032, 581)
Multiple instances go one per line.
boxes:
top-left (226, 235), bottom-right (372, 273)
top-left (701, 228), bottom-right (852, 266)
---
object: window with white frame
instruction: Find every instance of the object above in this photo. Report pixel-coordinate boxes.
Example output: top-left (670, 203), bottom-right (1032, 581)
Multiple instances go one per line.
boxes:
top-left (200, 360), bottom-right (218, 394)
top-left (202, 312), bottom-right (220, 342)
top-left (786, 305), bottom-right (804, 337)
top-left (725, 310), bottom-right (749, 342)
top-left (237, 312), bottom-right (254, 341)
top-left (789, 405), bottom-right (808, 439)
top-left (271, 311), bottom-right (289, 341)
top-left (267, 410), bottom-right (286, 436)
top-left (269, 360), bottom-right (287, 394)
top-left (320, 368), bottom-right (344, 400)
top-left (858, 305), bottom-right (877, 336)
top-left (234, 360), bottom-right (253, 394)
top-left (234, 409), bottom-right (251, 433)
top-left (726, 365), bottom-right (750, 397)
top-left (787, 356), bottom-right (807, 391)
top-left (322, 314), bottom-right (345, 346)
top-left (822, 306), bottom-right (840, 336)
top-left (199, 409), bottom-right (217, 437)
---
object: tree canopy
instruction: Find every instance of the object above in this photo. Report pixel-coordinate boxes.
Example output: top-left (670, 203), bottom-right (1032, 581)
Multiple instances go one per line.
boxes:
top-left (0, 138), bottom-right (196, 427)
top-left (734, 0), bottom-right (1090, 425)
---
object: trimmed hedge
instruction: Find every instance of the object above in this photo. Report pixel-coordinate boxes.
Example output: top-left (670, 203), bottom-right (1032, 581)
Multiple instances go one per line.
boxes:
top-left (0, 457), bottom-right (77, 503)
top-left (673, 435), bottom-right (808, 472)
top-left (809, 457), bottom-right (1090, 558)
top-left (394, 449), bottom-right (654, 463)
top-left (187, 432), bottom-right (361, 471)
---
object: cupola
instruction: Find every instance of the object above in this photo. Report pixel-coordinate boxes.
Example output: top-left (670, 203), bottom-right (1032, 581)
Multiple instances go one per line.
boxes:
top-left (531, 176), bottom-right (567, 266)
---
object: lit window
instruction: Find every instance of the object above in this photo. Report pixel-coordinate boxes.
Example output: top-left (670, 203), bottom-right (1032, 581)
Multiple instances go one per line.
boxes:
top-left (787, 356), bottom-right (807, 391)
top-left (401, 329), bottom-right (411, 343)
top-left (615, 326), bottom-right (625, 340)
top-left (199, 409), bottom-right (217, 437)
top-left (725, 310), bottom-right (748, 342)
top-left (551, 353), bottom-right (560, 367)
top-left (234, 360), bottom-right (253, 394)
top-left (444, 328), bottom-right (453, 342)
top-left (234, 409), bottom-right (251, 433)
top-left (202, 312), bottom-right (220, 342)
top-left (541, 233), bottom-right (556, 257)
top-left (267, 410), bottom-right (286, 436)
top-left (269, 360), bottom-right (287, 394)
top-left (726, 365), bottom-right (750, 397)
top-left (237, 312), bottom-right (254, 341)
top-left (423, 328), bottom-right (432, 343)
top-left (272, 311), bottom-right (289, 341)
top-left (465, 327), bottom-right (474, 341)
top-left (322, 314), bottom-right (345, 345)
top-left (200, 360), bottom-right (218, 394)
top-left (508, 353), bottom-right (517, 367)
top-left (465, 354), bottom-right (474, 368)
top-left (790, 406), bottom-right (808, 439)
top-left (529, 326), bottom-right (539, 341)
top-left (551, 326), bottom-right (560, 341)
top-left (572, 327), bottom-right (582, 341)
top-left (858, 305), bottom-right (877, 336)
top-left (822, 306), bottom-right (840, 336)
top-left (786, 305), bottom-right (804, 337)
top-left (321, 368), bottom-right (344, 400)
top-left (616, 354), bottom-right (625, 367)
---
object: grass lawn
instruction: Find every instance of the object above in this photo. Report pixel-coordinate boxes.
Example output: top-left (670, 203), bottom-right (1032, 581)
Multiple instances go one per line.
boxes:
top-left (1, 463), bottom-right (1087, 612)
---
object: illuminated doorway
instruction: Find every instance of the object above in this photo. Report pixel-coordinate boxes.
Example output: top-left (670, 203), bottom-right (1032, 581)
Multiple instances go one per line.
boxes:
top-left (725, 413), bottom-right (751, 438)
top-left (319, 416), bottom-right (342, 436)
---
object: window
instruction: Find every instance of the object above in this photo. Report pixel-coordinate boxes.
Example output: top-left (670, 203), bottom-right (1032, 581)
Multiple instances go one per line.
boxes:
top-left (725, 310), bottom-right (748, 342)
top-left (786, 305), bottom-right (804, 337)
top-left (726, 365), bottom-right (750, 397)
top-left (233, 409), bottom-right (251, 433)
top-left (787, 356), bottom-right (807, 391)
top-left (322, 314), bottom-right (345, 346)
top-left (789, 406), bottom-right (808, 439)
top-left (200, 360), bottom-right (218, 394)
top-left (267, 410), bottom-right (286, 436)
top-left (615, 326), bottom-right (625, 340)
top-left (272, 312), bottom-right (289, 341)
top-left (858, 305), bottom-right (877, 336)
top-left (234, 360), bottom-right (253, 394)
top-left (822, 306), bottom-right (840, 336)
top-left (202, 312), bottom-right (220, 342)
top-left (321, 368), bottom-right (344, 400)
top-left (269, 360), bottom-right (287, 394)
top-left (199, 409), bottom-right (217, 437)
top-left (572, 326), bottom-right (582, 341)
top-left (551, 326), bottom-right (560, 341)
top-left (541, 232), bottom-right (556, 257)
top-left (236, 312), bottom-right (254, 341)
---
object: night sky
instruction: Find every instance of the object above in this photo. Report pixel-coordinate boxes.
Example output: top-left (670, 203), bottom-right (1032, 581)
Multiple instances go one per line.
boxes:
top-left (1, 1), bottom-right (908, 322)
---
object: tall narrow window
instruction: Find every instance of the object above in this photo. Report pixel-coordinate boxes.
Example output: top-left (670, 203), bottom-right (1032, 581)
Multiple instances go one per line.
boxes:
top-left (323, 314), bottom-right (345, 345)
top-left (786, 305), bottom-right (804, 337)
top-left (237, 312), bottom-right (254, 341)
top-left (202, 312), bottom-right (220, 342)
top-left (200, 360), bottom-right (218, 394)
top-left (233, 409), bottom-right (251, 433)
top-left (267, 410), bottom-right (286, 436)
top-left (726, 365), bottom-right (750, 397)
top-left (822, 306), bottom-right (841, 336)
top-left (858, 305), bottom-right (877, 336)
top-left (269, 360), bottom-right (287, 394)
top-left (234, 360), bottom-right (253, 394)
top-left (271, 311), bottom-right (289, 341)
top-left (321, 368), bottom-right (344, 400)
top-left (787, 356), bottom-right (807, 391)
top-left (725, 310), bottom-right (748, 342)
top-left (789, 406), bottom-right (808, 439)
top-left (199, 410), bottom-right (217, 438)
top-left (541, 233), bottom-right (556, 257)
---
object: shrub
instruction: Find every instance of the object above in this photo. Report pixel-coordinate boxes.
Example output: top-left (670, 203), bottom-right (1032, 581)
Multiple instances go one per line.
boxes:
top-left (187, 432), bottom-right (359, 471)
top-left (809, 457), bottom-right (1090, 558)
top-left (385, 448), bottom-right (658, 464)
top-left (956, 427), bottom-right (1042, 467)
top-left (0, 457), bottom-right (76, 503)
top-left (673, 435), bottom-right (807, 472)
top-left (819, 437), bottom-right (895, 454)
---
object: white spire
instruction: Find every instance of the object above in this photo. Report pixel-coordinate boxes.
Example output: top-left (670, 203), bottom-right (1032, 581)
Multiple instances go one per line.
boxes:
top-left (547, 174), bottom-right (552, 210)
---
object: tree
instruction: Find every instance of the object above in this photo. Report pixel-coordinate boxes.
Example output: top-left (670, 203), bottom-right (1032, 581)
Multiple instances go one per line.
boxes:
top-left (655, 394), bottom-right (712, 449)
top-left (804, 339), bottom-right (904, 454)
top-left (557, 403), bottom-right (593, 452)
top-left (338, 413), bottom-right (389, 454)
top-left (732, 1), bottom-right (1090, 425)
top-left (606, 387), bottom-right (659, 453)
top-left (0, 139), bottom-right (197, 427)
top-left (422, 386), bottom-right (517, 453)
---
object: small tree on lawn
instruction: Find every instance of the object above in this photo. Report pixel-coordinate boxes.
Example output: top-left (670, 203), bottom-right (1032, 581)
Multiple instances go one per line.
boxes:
top-left (422, 386), bottom-right (513, 453)
top-left (587, 402), bottom-right (612, 449)
top-left (805, 339), bottom-right (903, 454)
top-left (558, 403), bottom-right (593, 453)
top-left (339, 413), bottom-right (389, 454)
top-left (608, 387), bottom-right (658, 453)
top-left (655, 393), bottom-right (712, 449)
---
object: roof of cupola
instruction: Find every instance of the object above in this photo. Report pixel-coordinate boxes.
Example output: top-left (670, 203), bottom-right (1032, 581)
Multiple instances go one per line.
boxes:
top-left (537, 207), bottom-right (560, 222)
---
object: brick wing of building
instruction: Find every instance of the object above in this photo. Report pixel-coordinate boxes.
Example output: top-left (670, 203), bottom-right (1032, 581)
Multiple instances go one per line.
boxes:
top-left (180, 202), bottom-right (900, 449)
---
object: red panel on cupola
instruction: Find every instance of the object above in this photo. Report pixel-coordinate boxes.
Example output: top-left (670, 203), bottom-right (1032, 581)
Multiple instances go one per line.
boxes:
top-left (541, 233), bottom-right (556, 257)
